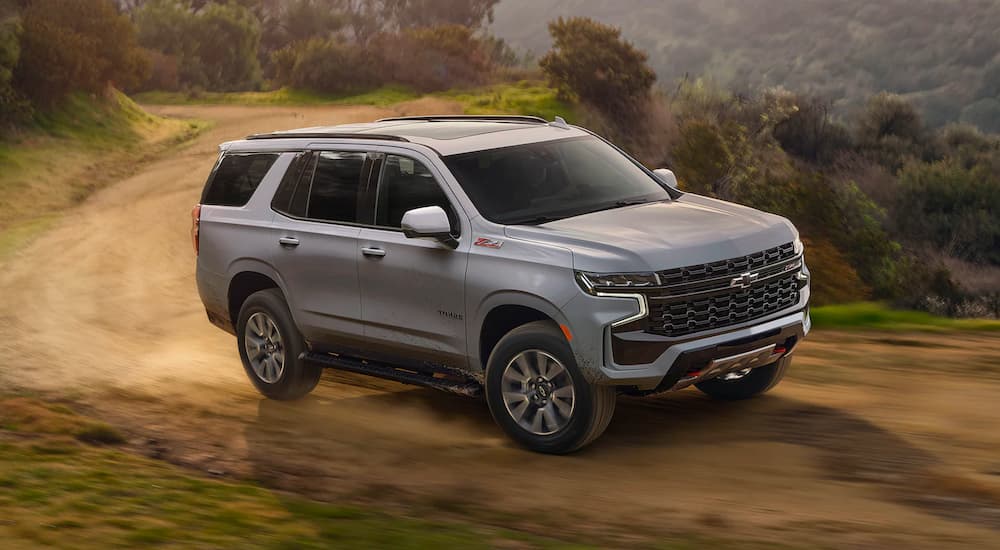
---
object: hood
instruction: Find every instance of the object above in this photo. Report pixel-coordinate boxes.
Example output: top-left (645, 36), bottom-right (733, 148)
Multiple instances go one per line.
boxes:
top-left (504, 194), bottom-right (797, 273)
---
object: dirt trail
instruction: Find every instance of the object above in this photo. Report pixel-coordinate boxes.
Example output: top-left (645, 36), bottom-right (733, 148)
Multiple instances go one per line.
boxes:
top-left (2, 104), bottom-right (1000, 548)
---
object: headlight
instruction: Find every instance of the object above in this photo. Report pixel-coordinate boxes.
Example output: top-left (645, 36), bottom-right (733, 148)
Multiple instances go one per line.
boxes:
top-left (793, 237), bottom-right (804, 255)
top-left (576, 271), bottom-right (660, 294)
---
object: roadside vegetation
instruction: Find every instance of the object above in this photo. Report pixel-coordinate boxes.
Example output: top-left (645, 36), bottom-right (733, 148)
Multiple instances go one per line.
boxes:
top-left (0, 91), bottom-right (203, 259)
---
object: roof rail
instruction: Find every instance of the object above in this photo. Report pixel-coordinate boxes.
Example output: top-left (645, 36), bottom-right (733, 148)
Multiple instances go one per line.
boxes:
top-left (375, 115), bottom-right (548, 124)
top-left (246, 132), bottom-right (410, 142)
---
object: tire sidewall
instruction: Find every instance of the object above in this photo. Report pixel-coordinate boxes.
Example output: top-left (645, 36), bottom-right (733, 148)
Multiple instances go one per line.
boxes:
top-left (236, 289), bottom-right (309, 398)
top-left (485, 323), bottom-right (597, 454)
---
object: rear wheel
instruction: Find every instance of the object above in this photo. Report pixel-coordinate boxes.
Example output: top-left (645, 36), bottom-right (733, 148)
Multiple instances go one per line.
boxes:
top-left (695, 356), bottom-right (791, 400)
top-left (485, 321), bottom-right (616, 454)
top-left (236, 289), bottom-right (321, 400)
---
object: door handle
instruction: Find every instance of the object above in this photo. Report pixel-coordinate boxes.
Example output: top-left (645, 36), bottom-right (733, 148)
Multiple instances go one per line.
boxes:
top-left (278, 237), bottom-right (300, 247)
top-left (361, 247), bottom-right (386, 258)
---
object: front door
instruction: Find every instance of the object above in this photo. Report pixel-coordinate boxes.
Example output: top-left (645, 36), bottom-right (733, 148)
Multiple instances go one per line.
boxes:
top-left (357, 153), bottom-right (469, 369)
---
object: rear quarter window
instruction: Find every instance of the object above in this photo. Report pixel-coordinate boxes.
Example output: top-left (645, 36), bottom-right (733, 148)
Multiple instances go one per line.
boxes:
top-left (201, 152), bottom-right (280, 206)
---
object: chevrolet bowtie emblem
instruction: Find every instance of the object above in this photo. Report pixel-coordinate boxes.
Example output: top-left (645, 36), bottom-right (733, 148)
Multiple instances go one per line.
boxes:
top-left (730, 272), bottom-right (759, 289)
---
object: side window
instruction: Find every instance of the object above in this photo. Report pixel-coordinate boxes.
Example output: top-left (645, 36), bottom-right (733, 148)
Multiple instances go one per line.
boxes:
top-left (271, 152), bottom-right (310, 216)
top-left (306, 152), bottom-right (367, 223)
top-left (375, 155), bottom-right (455, 230)
top-left (202, 152), bottom-right (279, 206)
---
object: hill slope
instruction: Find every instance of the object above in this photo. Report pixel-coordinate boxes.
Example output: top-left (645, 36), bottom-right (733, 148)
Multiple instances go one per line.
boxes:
top-left (492, 0), bottom-right (1000, 131)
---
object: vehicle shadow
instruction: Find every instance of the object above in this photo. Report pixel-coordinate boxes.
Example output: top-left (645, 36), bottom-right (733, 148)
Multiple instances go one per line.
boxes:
top-left (243, 372), bottom-right (1000, 531)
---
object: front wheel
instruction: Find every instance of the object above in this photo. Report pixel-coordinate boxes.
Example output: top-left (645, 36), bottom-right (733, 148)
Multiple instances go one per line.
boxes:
top-left (485, 321), bottom-right (616, 454)
top-left (695, 356), bottom-right (791, 400)
top-left (236, 289), bottom-right (322, 401)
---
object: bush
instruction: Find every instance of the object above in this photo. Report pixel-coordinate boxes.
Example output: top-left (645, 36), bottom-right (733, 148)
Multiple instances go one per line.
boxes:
top-left (13, 0), bottom-right (149, 105)
top-left (895, 160), bottom-right (1000, 265)
top-left (539, 17), bottom-right (655, 122)
top-left (137, 0), bottom-right (262, 91)
top-left (381, 25), bottom-right (494, 91)
top-left (271, 38), bottom-right (376, 95)
top-left (773, 95), bottom-right (853, 164)
top-left (855, 92), bottom-right (928, 171)
top-left (0, 16), bottom-right (26, 125)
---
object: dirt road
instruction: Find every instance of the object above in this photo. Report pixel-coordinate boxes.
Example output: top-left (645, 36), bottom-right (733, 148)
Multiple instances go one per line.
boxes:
top-left (3, 104), bottom-right (1000, 548)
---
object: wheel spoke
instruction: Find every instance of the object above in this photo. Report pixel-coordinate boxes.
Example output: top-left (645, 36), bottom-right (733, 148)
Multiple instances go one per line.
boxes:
top-left (552, 394), bottom-right (573, 417)
top-left (514, 355), bottom-right (535, 379)
top-left (508, 399), bottom-right (529, 423)
top-left (541, 403), bottom-right (559, 428)
top-left (530, 409), bottom-right (544, 433)
top-left (534, 352), bottom-right (548, 378)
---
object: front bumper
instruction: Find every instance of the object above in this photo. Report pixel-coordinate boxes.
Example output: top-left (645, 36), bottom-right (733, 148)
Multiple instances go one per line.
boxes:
top-left (596, 308), bottom-right (808, 390)
top-left (561, 283), bottom-right (810, 390)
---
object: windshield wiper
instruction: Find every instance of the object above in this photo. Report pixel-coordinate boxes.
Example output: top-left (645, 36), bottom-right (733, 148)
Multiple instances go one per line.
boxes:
top-left (505, 215), bottom-right (563, 225)
top-left (615, 198), bottom-right (654, 207)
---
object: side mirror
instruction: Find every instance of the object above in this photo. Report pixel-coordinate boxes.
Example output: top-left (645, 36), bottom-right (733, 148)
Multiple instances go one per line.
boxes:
top-left (400, 206), bottom-right (458, 249)
top-left (653, 168), bottom-right (679, 190)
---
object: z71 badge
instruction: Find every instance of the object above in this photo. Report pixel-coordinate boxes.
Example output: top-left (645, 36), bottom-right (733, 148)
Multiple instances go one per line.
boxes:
top-left (474, 237), bottom-right (503, 249)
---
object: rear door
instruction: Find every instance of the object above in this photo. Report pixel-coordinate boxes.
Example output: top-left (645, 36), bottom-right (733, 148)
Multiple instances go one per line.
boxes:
top-left (269, 150), bottom-right (375, 345)
top-left (357, 153), bottom-right (470, 369)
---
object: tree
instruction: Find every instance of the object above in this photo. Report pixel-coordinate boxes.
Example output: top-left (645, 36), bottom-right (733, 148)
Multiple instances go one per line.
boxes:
top-left (136, 0), bottom-right (262, 91)
top-left (0, 16), bottom-right (23, 123)
top-left (539, 17), bottom-right (655, 121)
top-left (13, 0), bottom-right (149, 105)
top-left (773, 95), bottom-right (852, 164)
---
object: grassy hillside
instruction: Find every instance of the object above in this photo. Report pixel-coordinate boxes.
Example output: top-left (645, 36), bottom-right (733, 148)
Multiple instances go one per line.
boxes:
top-left (491, 0), bottom-right (1000, 132)
top-left (0, 91), bottom-right (203, 258)
top-left (135, 82), bottom-right (576, 122)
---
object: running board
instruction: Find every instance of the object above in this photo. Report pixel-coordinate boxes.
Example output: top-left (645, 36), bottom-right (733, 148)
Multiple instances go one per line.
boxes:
top-left (300, 352), bottom-right (482, 397)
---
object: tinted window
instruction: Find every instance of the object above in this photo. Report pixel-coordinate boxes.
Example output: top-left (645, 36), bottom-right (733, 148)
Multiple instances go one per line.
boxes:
top-left (375, 155), bottom-right (454, 229)
top-left (202, 153), bottom-right (279, 206)
top-left (443, 136), bottom-right (669, 225)
top-left (271, 152), bottom-right (310, 216)
top-left (306, 152), bottom-right (366, 223)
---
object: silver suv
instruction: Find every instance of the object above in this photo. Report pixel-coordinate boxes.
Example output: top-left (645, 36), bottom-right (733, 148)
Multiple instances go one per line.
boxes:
top-left (194, 115), bottom-right (810, 453)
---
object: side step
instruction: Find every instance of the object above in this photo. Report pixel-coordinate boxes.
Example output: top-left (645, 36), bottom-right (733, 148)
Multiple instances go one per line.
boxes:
top-left (300, 352), bottom-right (482, 397)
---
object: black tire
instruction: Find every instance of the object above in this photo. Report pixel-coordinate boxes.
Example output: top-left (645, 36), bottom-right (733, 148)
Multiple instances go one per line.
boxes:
top-left (485, 320), bottom-right (616, 454)
top-left (695, 356), bottom-right (792, 400)
top-left (236, 289), bottom-right (322, 401)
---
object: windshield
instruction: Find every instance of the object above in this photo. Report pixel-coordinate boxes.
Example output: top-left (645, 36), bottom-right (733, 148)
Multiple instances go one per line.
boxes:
top-left (442, 136), bottom-right (670, 225)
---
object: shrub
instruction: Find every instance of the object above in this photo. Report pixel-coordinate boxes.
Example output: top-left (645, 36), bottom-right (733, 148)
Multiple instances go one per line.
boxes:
top-left (271, 38), bottom-right (377, 95)
top-left (136, 0), bottom-right (262, 91)
top-left (14, 0), bottom-right (149, 105)
top-left (0, 16), bottom-right (26, 124)
top-left (773, 95), bottom-right (853, 164)
top-left (895, 160), bottom-right (1000, 265)
top-left (539, 17), bottom-right (655, 122)
top-left (855, 92), bottom-right (928, 171)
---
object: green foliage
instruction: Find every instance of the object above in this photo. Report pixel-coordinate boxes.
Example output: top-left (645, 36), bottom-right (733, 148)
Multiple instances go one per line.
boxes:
top-left (136, 0), bottom-right (262, 91)
top-left (0, 16), bottom-right (24, 124)
top-left (445, 81), bottom-right (575, 121)
top-left (772, 95), bottom-right (853, 164)
top-left (895, 160), bottom-right (1000, 265)
top-left (539, 17), bottom-right (655, 122)
top-left (271, 38), bottom-right (375, 95)
top-left (13, 0), bottom-right (148, 106)
top-left (855, 92), bottom-right (928, 171)
top-left (273, 24), bottom-right (496, 94)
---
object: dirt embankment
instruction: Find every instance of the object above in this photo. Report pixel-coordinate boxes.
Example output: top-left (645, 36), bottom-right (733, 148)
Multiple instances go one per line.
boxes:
top-left (2, 103), bottom-right (999, 548)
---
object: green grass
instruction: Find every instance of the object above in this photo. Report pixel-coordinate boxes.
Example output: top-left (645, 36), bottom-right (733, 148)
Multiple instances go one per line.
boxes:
top-left (133, 86), bottom-right (421, 108)
top-left (811, 302), bottom-right (1000, 332)
top-left (442, 81), bottom-right (577, 122)
top-left (133, 81), bottom-right (576, 122)
top-left (0, 91), bottom-right (205, 260)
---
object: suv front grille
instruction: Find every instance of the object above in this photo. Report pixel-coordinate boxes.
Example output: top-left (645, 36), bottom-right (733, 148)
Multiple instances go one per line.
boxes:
top-left (642, 242), bottom-right (803, 337)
